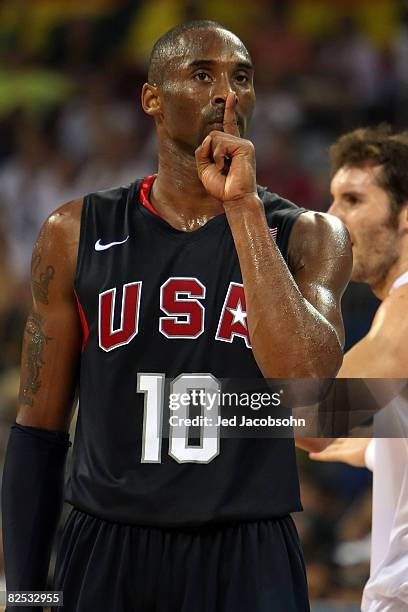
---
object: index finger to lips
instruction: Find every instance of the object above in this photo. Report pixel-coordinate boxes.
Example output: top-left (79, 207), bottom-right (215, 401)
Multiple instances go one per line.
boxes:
top-left (223, 92), bottom-right (240, 137)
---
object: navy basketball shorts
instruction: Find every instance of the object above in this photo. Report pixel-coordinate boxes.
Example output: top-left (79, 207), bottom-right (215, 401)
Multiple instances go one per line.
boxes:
top-left (52, 508), bottom-right (310, 612)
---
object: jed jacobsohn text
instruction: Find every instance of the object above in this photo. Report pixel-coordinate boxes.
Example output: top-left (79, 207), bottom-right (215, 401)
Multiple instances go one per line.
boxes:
top-left (169, 389), bottom-right (283, 412)
top-left (169, 414), bottom-right (305, 428)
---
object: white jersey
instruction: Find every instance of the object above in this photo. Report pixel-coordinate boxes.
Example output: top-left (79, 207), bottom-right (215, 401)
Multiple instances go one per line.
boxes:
top-left (361, 398), bottom-right (408, 611)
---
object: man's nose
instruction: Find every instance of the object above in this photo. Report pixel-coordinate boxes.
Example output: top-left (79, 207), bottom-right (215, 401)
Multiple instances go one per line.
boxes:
top-left (328, 200), bottom-right (344, 221)
top-left (211, 76), bottom-right (236, 108)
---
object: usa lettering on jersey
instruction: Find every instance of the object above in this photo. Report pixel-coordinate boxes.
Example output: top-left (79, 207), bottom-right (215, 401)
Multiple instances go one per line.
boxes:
top-left (98, 278), bottom-right (251, 351)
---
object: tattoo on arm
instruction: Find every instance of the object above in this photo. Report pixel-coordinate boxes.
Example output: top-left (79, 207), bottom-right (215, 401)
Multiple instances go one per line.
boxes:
top-left (19, 312), bottom-right (52, 406)
top-left (32, 253), bottom-right (55, 305)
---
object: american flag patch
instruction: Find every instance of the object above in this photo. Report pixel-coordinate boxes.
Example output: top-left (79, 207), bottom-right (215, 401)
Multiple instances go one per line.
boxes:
top-left (269, 227), bottom-right (278, 241)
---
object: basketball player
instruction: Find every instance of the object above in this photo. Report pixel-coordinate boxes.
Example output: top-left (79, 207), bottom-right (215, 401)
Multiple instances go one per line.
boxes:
top-left (310, 126), bottom-right (408, 611)
top-left (2, 21), bottom-right (351, 612)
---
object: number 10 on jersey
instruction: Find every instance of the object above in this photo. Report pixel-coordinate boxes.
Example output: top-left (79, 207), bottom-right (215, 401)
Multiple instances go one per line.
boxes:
top-left (137, 373), bottom-right (221, 464)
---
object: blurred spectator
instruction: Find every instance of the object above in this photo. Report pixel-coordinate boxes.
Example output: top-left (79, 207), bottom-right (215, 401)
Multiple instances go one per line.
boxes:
top-left (251, 4), bottom-right (312, 90)
top-left (316, 16), bottom-right (382, 109)
top-left (57, 73), bottom-right (138, 162)
top-left (0, 120), bottom-right (80, 280)
top-left (76, 125), bottom-right (154, 193)
top-left (257, 131), bottom-right (320, 209)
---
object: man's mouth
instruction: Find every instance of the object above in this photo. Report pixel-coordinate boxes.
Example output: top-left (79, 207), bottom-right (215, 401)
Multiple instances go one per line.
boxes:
top-left (207, 117), bottom-right (243, 133)
top-left (208, 118), bottom-right (224, 127)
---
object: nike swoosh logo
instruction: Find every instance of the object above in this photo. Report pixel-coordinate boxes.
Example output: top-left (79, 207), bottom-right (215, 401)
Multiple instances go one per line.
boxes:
top-left (95, 236), bottom-right (129, 251)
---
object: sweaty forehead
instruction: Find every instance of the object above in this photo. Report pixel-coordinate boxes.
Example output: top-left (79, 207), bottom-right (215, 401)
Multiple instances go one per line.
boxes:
top-left (331, 164), bottom-right (384, 193)
top-left (171, 28), bottom-right (250, 68)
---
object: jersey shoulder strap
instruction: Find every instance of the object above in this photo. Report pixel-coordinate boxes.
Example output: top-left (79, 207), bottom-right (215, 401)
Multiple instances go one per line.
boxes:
top-left (257, 185), bottom-right (306, 262)
top-left (75, 180), bottom-right (143, 284)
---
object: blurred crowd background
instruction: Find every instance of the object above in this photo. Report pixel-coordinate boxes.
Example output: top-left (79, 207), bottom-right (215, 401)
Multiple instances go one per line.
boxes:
top-left (2, 0), bottom-right (407, 609)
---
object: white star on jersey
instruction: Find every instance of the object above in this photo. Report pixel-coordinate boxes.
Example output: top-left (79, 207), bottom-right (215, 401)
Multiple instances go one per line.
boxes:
top-left (227, 301), bottom-right (248, 327)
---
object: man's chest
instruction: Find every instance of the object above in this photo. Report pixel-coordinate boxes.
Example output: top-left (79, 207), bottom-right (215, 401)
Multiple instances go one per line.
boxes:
top-left (76, 228), bottom-right (253, 355)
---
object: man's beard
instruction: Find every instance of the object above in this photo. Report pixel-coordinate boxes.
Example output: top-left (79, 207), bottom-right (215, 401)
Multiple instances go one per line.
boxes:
top-left (351, 206), bottom-right (401, 288)
top-left (352, 234), bottom-right (399, 289)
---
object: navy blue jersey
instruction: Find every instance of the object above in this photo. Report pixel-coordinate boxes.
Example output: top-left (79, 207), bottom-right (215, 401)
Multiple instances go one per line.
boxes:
top-left (67, 175), bottom-right (306, 526)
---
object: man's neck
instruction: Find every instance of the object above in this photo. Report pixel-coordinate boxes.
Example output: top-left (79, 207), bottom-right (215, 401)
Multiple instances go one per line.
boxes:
top-left (150, 140), bottom-right (225, 231)
top-left (373, 256), bottom-right (408, 300)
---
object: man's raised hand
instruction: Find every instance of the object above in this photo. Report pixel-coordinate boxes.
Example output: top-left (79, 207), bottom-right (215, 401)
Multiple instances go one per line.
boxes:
top-left (195, 92), bottom-right (257, 205)
top-left (222, 91), bottom-right (240, 137)
top-left (309, 437), bottom-right (371, 468)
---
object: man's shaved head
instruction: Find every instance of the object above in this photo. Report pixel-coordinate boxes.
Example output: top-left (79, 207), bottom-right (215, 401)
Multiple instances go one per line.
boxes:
top-left (142, 19), bottom-right (255, 150)
top-left (148, 20), bottom-right (250, 86)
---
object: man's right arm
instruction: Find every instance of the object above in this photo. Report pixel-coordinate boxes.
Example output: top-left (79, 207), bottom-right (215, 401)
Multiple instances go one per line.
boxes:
top-left (308, 288), bottom-right (408, 465)
top-left (337, 286), bottom-right (408, 378)
top-left (2, 199), bottom-right (83, 605)
top-left (17, 199), bottom-right (83, 427)
top-left (308, 437), bottom-right (372, 467)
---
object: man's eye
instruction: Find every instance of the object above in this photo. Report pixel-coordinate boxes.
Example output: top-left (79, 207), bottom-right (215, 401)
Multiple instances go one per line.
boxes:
top-left (194, 72), bottom-right (211, 81)
top-left (235, 74), bottom-right (249, 83)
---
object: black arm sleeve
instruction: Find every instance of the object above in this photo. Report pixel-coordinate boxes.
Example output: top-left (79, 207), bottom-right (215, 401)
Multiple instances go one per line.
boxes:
top-left (1, 423), bottom-right (70, 608)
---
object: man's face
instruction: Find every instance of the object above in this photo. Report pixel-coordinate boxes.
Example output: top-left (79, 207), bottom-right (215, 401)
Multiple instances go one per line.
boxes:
top-left (156, 28), bottom-right (256, 150)
top-left (329, 164), bottom-right (400, 286)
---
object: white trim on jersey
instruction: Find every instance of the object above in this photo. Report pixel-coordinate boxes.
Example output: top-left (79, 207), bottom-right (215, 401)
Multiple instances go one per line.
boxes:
top-left (361, 400), bottom-right (408, 611)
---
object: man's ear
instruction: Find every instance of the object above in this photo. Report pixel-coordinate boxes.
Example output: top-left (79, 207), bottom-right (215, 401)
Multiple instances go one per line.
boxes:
top-left (141, 83), bottom-right (162, 118)
top-left (397, 202), bottom-right (408, 232)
